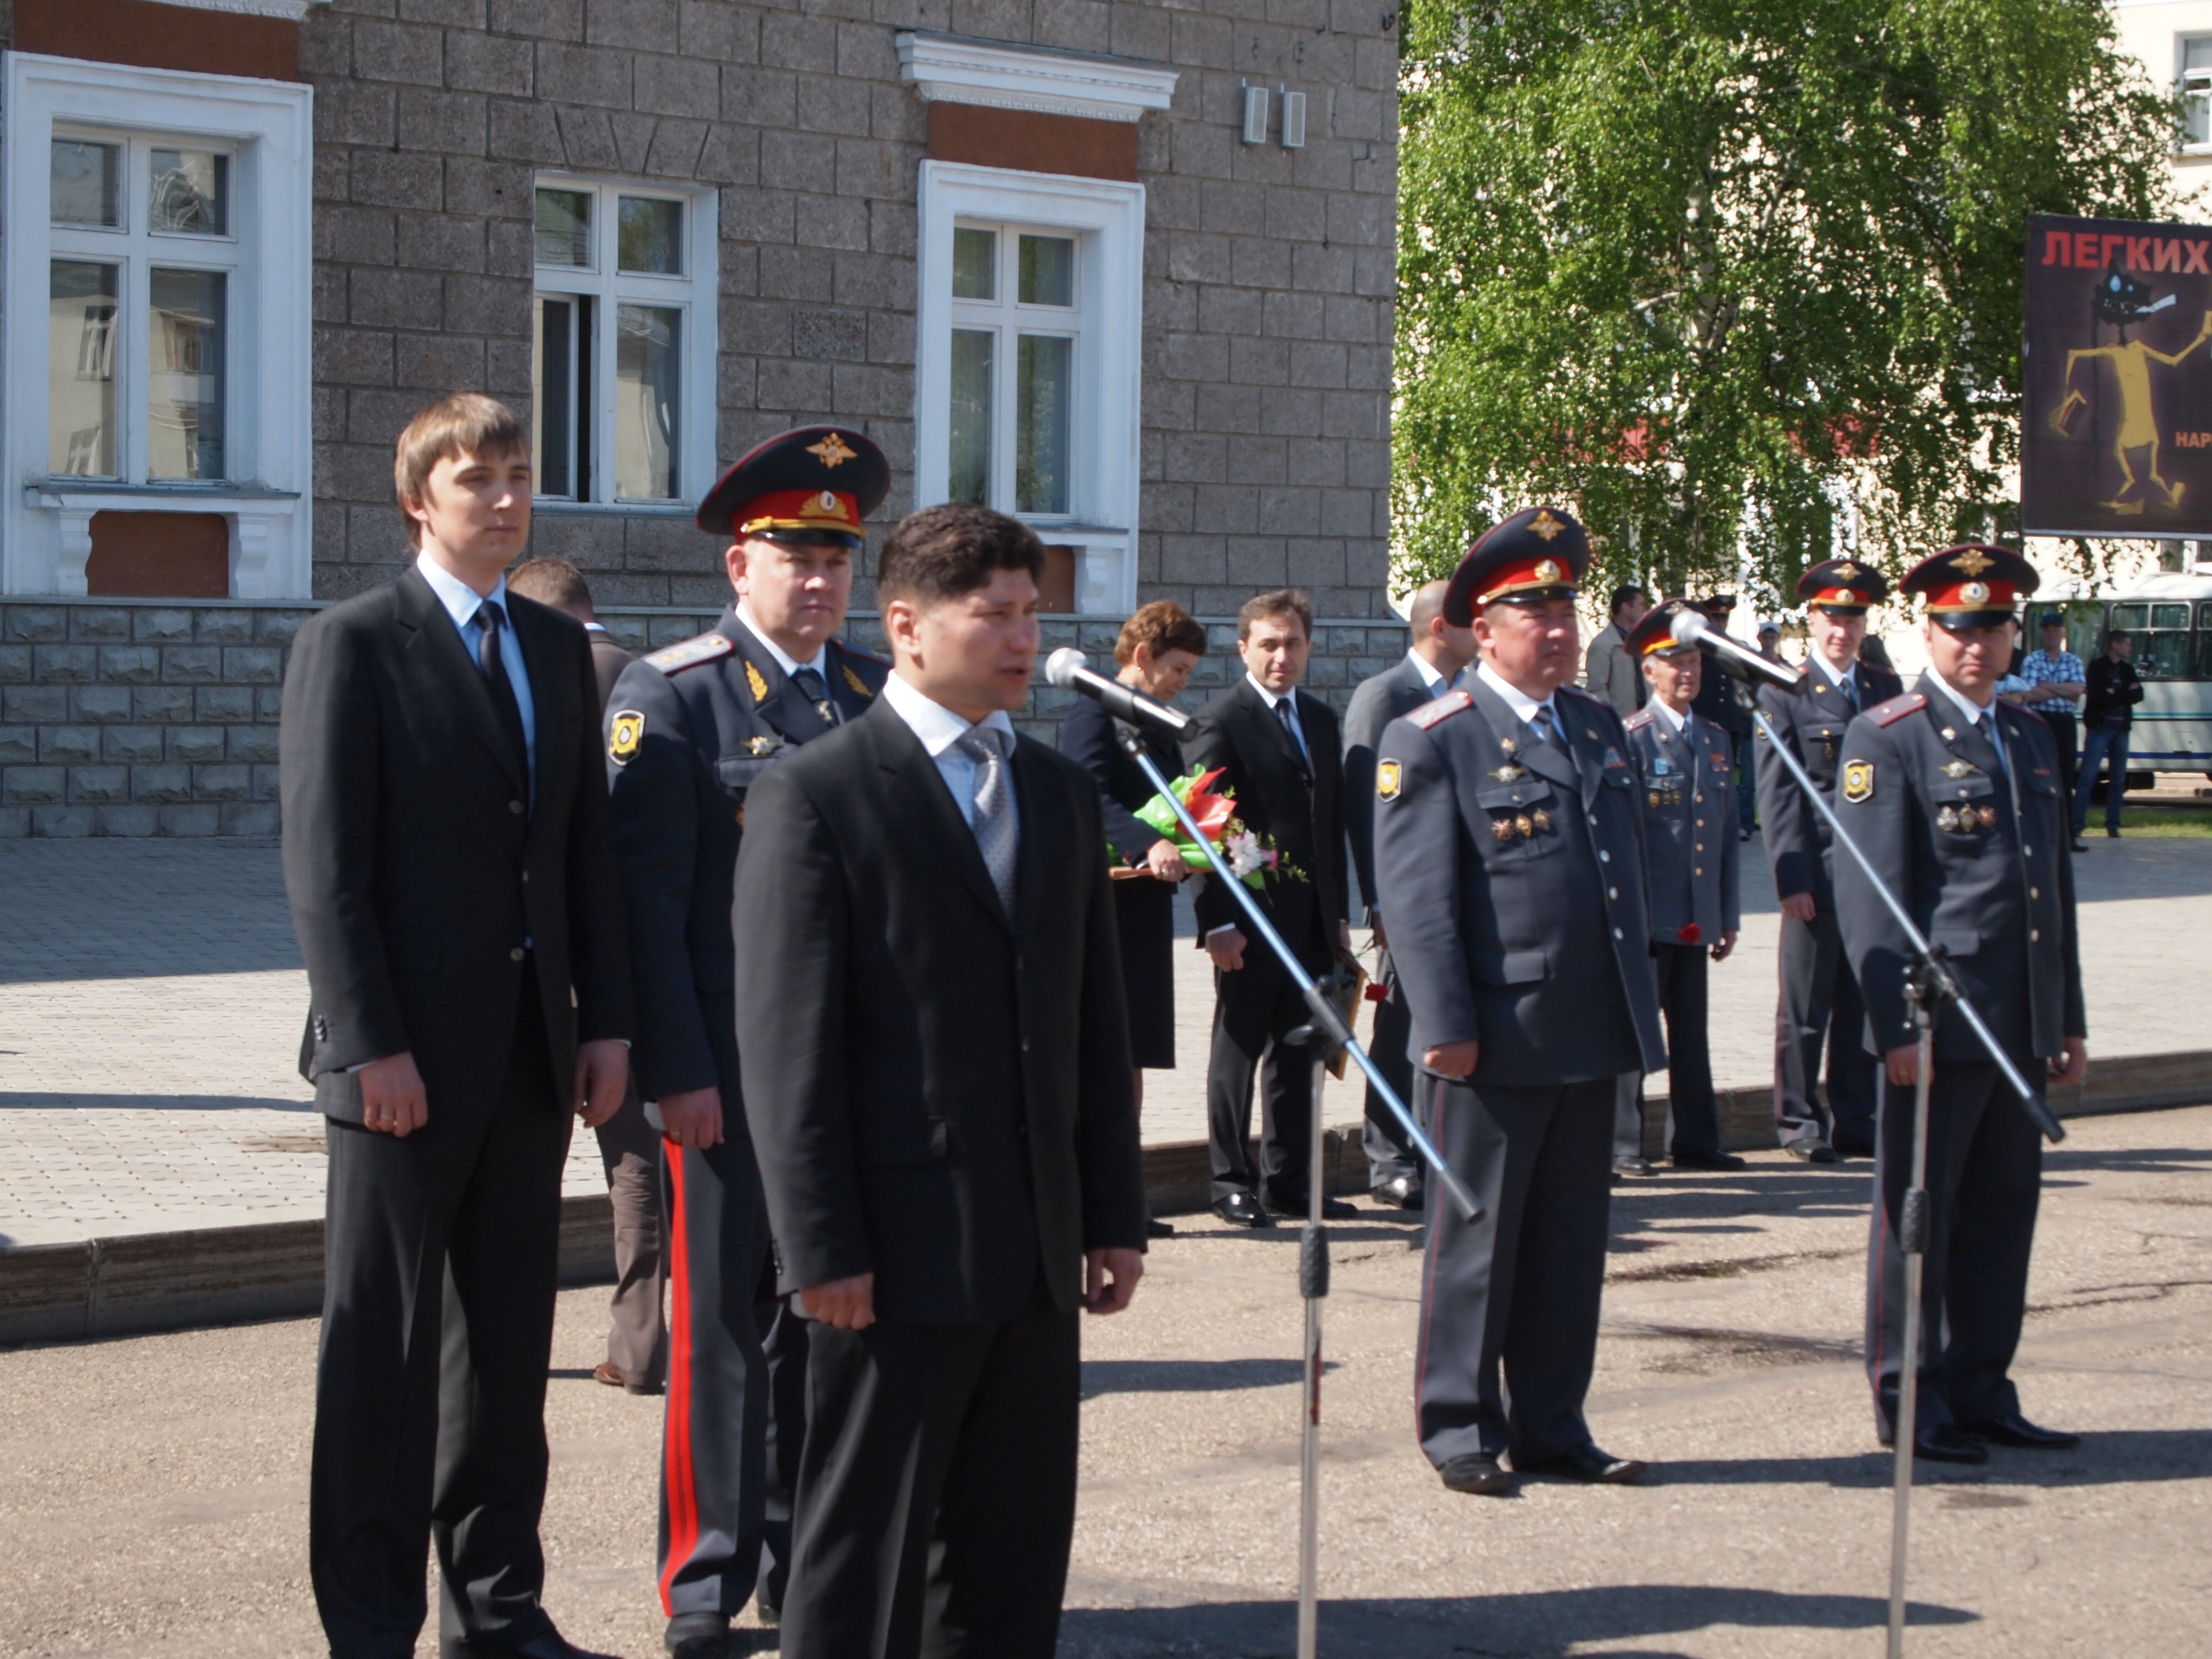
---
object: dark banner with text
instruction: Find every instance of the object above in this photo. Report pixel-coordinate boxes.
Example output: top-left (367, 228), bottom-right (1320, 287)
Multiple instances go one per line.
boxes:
top-left (2023, 213), bottom-right (2212, 539)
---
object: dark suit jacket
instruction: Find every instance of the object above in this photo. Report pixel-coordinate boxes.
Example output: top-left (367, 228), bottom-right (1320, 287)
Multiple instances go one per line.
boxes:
top-left (733, 702), bottom-right (1146, 1324)
top-left (1183, 678), bottom-right (1350, 963)
top-left (588, 630), bottom-right (633, 712)
top-left (280, 565), bottom-right (634, 1125)
top-left (1342, 654), bottom-right (1436, 921)
top-left (1755, 656), bottom-right (1902, 906)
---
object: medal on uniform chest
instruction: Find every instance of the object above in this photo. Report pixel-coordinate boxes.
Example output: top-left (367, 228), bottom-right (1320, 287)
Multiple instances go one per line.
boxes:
top-left (1492, 816), bottom-right (1517, 843)
top-left (1489, 763), bottom-right (1526, 783)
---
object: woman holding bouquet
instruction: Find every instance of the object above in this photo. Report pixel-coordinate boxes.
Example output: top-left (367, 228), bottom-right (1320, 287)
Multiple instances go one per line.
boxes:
top-left (1058, 601), bottom-right (1209, 1237)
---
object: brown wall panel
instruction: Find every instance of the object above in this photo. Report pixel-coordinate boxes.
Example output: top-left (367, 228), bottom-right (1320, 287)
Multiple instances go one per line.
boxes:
top-left (14, 0), bottom-right (300, 83)
top-left (927, 103), bottom-right (1139, 183)
top-left (86, 511), bottom-right (230, 598)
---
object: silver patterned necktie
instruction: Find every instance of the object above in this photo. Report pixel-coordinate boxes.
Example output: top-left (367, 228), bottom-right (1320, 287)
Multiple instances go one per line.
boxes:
top-left (956, 727), bottom-right (1018, 913)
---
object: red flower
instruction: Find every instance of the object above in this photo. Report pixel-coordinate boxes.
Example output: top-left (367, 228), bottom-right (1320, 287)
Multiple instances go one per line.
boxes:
top-left (1678, 923), bottom-right (1702, 945)
top-left (1181, 767), bottom-right (1235, 841)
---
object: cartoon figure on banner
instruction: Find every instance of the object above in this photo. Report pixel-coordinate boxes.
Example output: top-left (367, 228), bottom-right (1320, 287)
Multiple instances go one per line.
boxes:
top-left (2048, 268), bottom-right (2212, 514)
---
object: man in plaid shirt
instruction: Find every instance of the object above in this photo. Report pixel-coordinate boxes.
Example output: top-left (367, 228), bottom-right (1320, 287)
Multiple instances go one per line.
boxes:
top-left (2019, 613), bottom-right (2087, 850)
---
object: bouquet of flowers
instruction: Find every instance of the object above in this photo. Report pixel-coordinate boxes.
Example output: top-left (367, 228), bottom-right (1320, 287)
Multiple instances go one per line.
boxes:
top-left (1118, 766), bottom-right (1304, 889)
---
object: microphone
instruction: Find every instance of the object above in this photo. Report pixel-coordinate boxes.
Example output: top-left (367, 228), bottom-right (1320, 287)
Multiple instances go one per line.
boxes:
top-left (1669, 609), bottom-right (1805, 695)
top-left (1045, 648), bottom-right (1193, 737)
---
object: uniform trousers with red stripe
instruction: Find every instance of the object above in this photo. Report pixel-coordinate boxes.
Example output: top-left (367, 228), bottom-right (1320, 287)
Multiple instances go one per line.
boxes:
top-left (657, 1131), bottom-right (806, 1620)
top-left (1415, 1072), bottom-right (1618, 1469)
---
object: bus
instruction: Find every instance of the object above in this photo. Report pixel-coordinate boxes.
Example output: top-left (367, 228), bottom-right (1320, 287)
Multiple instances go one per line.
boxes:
top-left (2044, 569), bottom-right (2212, 780)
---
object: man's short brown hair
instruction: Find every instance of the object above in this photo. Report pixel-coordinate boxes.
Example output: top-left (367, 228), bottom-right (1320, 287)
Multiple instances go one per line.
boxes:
top-left (506, 556), bottom-right (594, 618)
top-left (393, 392), bottom-right (529, 548)
top-left (1237, 588), bottom-right (1314, 642)
top-left (1114, 600), bottom-right (1209, 666)
top-left (875, 504), bottom-right (1043, 608)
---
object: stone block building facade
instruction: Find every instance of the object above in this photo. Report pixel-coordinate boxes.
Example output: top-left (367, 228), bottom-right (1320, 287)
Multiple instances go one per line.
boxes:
top-left (0, 0), bottom-right (1401, 833)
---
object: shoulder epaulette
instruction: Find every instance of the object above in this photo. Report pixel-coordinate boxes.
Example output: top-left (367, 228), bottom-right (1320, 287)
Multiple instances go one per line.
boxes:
top-left (1622, 708), bottom-right (1655, 732)
top-left (643, 632), bottom-right (735, 675)
top-left (1408, 689), bottom-right (1474, 729)
top-left (1557, 684), bottom-right (1607, 708)
top-left (2004, 703), bottom-right (2047, 726)
top-left (1866, 691), bottom-right (1927, 727)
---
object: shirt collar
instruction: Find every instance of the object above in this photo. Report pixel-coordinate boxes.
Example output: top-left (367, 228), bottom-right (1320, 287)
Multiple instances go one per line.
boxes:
top-left (1407, 650), bottom-right (1447, 694)
top-left (1808, 652), bottom-right (1855, 694)
top-left (1928, 668), bottom-right (1995, 729)
top-left (1475, 661), bottom-right (1554, 727)
top-left (1648, 697), bottom-right (1688, 733)
top-left (415, 549), bottom-right (508, 631)
top-left (1245, 670), bottom-right (1301, 712)
top-left (882, 670), bottom-right (1017, 760)
top-left (582, 621), bottom-right (608, 635)
top-left (736, 601), bottom-right (828, 678)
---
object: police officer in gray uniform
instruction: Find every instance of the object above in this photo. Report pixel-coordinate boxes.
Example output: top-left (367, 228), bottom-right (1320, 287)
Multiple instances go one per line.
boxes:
top-left (1834, 544), bottom-right (2087, 1466)
top-left (1375, 508), bottom-right (1666, 1497)
top-left (1756, 559), bottom-right (1903, 1161)
top-left (603, 427), bottom-right (892, 1655)
top-left (1613, 602), bottom-right (1745, 1173)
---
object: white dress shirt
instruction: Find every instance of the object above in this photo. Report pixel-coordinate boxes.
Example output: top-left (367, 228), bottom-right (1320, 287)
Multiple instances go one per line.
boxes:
top-left (1927, 669), bottom-right (2006, 776)
top-left (736, 600), bottom-right (828, 679)
top-left (881, 672), bottom-right (1022, 838)
top-left (1475, 662), bottom-right (1560, 735)
top-left (1245, 670), bottom-right (1310, 763)
top-left (1409, 649), bottom-right (1453, 696)
top-left (417, 550), bottom-right (535, 798)
top-left (1809, 651), bottom-right (1858, 706)
top-left (1647, 695), bottom-right (1688, 736)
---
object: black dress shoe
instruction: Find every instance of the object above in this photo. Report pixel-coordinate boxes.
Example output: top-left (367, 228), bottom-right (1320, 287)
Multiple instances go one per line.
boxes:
top-left (1670, 1147), bottom-right (1746, 1171)
top-left (1373, 1174), bottom-right (1424, 1209)
top-left (1438, 1453), bottom-right (1514, 1495)
top-left (2072, 838), bottom-right (2090, 853)
top-left (1147, 1216), bottom-right (1177, 1238)
top-left (2107, 826), bottom-right (2121, 838)
top-left (665, 1612), bottom-right (730, 1657)
top-left (1901, 1424), bottom-right (1989, 1465)
top-left (1211, 1192), bottom-right (1269, 1227)
top-left (1831, 1131), bottom-right (1876, 1159)
top-left (1961, 1413), bottom-right (2080, 1449)
top-left (1784, 1139), bottom-right (1840, 1164)
top-left (446, 1629), bottom-right (618, 1659)
top-left (1517, 1443), bottom-right (1647, 1483)
top-left (1612, 1155), bottom-right (1654, 1180)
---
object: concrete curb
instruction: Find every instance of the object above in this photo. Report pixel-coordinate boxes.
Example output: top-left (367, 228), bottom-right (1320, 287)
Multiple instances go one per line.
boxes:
top-left (3, 1048), bottom-right (2204, 1348)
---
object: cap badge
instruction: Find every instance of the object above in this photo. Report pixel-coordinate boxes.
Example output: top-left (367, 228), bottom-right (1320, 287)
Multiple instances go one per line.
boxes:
top-left (807, 432), bottom-right (859, 469)
top-left (1949, 548), bottom-right (1995, 577)
top-left (1960, 580), bottom-right (1990, 603)
top-left (1835, 561), bottom-right (1859, 579)
top-left (1528, 510), bottom-right (1566, 541)
top-left (1533, 558), bottom-right (1561, 583)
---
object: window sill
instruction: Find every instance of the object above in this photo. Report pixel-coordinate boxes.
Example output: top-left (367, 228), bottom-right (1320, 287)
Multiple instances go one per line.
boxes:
top-left (20, 486), bottom-right (301, 599)
top-left (532, 500), bottom-right (694, 517)
top-left (28, 481), bottom-right (301, 503)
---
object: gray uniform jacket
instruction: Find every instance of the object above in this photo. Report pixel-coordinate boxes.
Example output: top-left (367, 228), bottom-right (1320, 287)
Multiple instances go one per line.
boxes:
top-left (1832, 675), bottom-right (2086, 1064)
top-left (1374, 679), bottom-right (1666, 1086)
top-left (1343, 653), bottom-right (1438, 923)
top-left (1754, 656), bottom-right (1902, 907)
top-left (1622, 704), bottom-right (1740, 945)
top-left (1582, 623), bottom-right (1640, 718)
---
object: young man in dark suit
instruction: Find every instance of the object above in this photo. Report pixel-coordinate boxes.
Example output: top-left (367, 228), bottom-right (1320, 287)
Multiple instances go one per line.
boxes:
top-left (280, 394), bottom-right (634, 1659)
top-left (1186, 589), bottom-right (1354, 1226)
top-left (1342, 577), bottom-right (1475, 1206)
top-left (732, 504), bottom-right (1146, 1659)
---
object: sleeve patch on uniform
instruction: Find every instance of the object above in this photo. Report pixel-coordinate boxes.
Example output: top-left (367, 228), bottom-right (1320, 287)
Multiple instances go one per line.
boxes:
top-left (1409, 689), bottom-right (1474, 729)
top-left (1377, 759), bottom-right (1402, 800)
top-left (1842, 759), bottom-right (1874, 803)
top-left (608, 709), bottom-right (645, 765)
top-left (840, 662), bottom-right (874, 698)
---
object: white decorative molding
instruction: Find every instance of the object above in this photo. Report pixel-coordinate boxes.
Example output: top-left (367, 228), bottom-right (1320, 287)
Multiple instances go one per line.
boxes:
top-left (896, 32), bottom-right (1178, 125)
top-left (149, 0), bottom-right (328, 18)
top-left (55, 509), bottom-right (94, 597)
top-left (22, 488), bottom-right (303, 599)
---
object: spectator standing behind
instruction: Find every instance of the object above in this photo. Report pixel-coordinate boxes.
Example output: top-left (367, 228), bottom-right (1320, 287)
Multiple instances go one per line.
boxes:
top-left (733, 504), bottom-right (1146, 1659)
top-left (2073, 628), bottom-right (2143, 841)
top-left (1581, 583), bottom-right (1649, 716)
top-left (1755, 560), bottom-right (1902, 1163)
top-left (1858, 635), bottom-right (1897, 675)
top-left (601, 427), bottom-right (891, 1655)
top-left (2019, 613), bottom-right (2087, 849)
top-left (1757, 621), bottom-right (1783, 660)
top-left (1688, 594), bottom-right (1758, 839)
top-left (1834, 544), bottom-right (2086, 1465)
top-left (505, 558), bottom-right (666, 1403)
top-left (280, 394), bottom-right (633, 1659)
top-left (1342, 577), bottom-right (1477, 1207)
top-left (1374, 507), bottom-right (1666, 1497)
top-left (1612, 603), bottom-right (1745, 1176)
top-left (1186, 590), bottom-right (1355, 1227)
top-left (1058, 599), bottom-right (1207, 1239)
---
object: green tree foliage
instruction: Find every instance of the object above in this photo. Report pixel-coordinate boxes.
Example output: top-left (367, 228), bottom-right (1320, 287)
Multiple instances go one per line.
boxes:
top-left (1395, 0), bottom-right (2179, 603)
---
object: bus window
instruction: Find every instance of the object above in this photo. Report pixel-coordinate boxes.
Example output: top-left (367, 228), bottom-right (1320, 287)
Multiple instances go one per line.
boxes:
top-left (2111, 601), bottom-right (2194, 678)
top-left (2199, 601), bottom-right (2212, 678)
top-left (2064, 604), bottom-right (2108, 665)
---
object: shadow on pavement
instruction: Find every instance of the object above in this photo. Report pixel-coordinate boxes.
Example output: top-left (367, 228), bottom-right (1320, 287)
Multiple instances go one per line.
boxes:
top-left (2040, 1144), bottom-right (2212, 1176)
top-left (1056, 1585), bottom-right (1976, 1657)
top-left (1652, 1425), bottom-right (2212, 1489)
top-left (1080, 1357), bottom-right (1335, 1398)
top-left (0, 1092), bottom-right (316, 1113)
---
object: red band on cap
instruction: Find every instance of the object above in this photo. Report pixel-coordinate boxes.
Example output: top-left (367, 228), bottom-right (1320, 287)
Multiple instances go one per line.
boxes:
top-left (737, 488), bottom-right (862, 536)
top-left (1923, 579), bottom-right (2017, 613)
top-left (1475, 553), bottom-right (1577, 606)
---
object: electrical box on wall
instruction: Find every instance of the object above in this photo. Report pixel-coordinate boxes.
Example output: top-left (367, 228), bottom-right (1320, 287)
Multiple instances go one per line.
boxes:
top-left (1242, 84), bottom-right (1269, 144)
top-left (1280, 89), bottom-right (1307, 148)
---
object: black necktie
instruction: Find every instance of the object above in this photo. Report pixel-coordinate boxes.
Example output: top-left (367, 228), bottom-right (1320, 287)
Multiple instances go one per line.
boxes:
top-left (790, 665), bottom-right (837, 726)
top-left (1273, 696), bottom-right (1309, 775)
top-left (474, 601), bottom-right (529, 789)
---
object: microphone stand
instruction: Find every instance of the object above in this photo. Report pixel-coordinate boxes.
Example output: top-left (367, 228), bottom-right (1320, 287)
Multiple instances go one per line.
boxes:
top-left (1113, 726), bottom-right (1480, 1659)
top-left (1734, 680), bottom-right (2064, 1656)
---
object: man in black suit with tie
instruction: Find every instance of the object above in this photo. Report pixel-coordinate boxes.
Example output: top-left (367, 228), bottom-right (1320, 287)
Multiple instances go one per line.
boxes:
top-left (1342, 577), bottom-right (1475, 1205)
top-left (280, 394), bottom-right (634, 1659)
top-left (732, 503), bottom-right (1146, 1659)
top-left (1186, 589), bottom-right (1354, 1226)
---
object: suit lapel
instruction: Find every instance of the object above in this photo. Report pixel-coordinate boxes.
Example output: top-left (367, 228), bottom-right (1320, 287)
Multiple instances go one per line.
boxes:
top-left (1465, 676), bottom-right (1577, 792)
top-left (1010, 740), bottom-right (1057, 941)
top-left (394, 567), bottom-right (526, 795)
top-left (509, 596), bottom-right (569, 816)
top-left (867, 705), bottom-right (1012, 935)
top-left (1240, 679), bottom-right (1310, 780)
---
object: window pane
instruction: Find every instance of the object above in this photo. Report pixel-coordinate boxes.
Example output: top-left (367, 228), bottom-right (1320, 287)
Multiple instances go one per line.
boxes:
top-left (52, 140), bottom-right (120, 227)
top-left (535, 188), bottom-right (592, 267)
top-left (2111, 603), bottom-right (2148, 630)
top-left (1018, 235), bottom-right (1075, 306)
top-left (2141, 631), bottom-right (2191, 678)
top-left (50, 262), bottom-right (119, 477)
top-left (952, 228), bottom-right (996, 301)
top-left (615, 304), bottom-right (680, 499)
top-left (618, 197), bottom-right (683, 274)
top-left (948, 329), bottom-right (994, 506)
top-left (534, 297), bottom-right (574, 499)
top-left (150, 150), bottom-right (228, 236)
top-left (1015, 334), bottom-right (1072, 514)
top-left (149, 268), bottom-right (227, 481)
top-left (2188, 36), bottom-right (2212, 69)
top-left (2151, 602), bottom-right (2192, 629)
top-left (2191, 93), bottom-right (2212, 147)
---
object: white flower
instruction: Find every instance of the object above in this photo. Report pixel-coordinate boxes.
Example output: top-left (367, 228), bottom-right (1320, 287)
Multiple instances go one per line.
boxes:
top-left (1226, 831), bottom-right (1266, 878)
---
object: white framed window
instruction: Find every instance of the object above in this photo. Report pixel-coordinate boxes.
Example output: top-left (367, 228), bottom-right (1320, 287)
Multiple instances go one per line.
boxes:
top-left (531, 175), bottom-right (718, 506)
top-left (4, 53), bottom-right (313, 597)
top-left (2183, 36), bottom-right (2212, 150)
top-left (916, 162), bottom-right (1144, 616)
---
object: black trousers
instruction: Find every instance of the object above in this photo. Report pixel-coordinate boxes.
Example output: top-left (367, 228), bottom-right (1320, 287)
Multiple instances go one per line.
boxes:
top-left (592, 1084), bottom-right (666, 1388)
top-left (1206, 943), bottom-right (1323, 1206)
top-left (1866, 1060), bottom-right (2044, 1440)
top-left (311, 973), bottom-right (569, 1659)
top-left (1361, 950), bottom-right (1421, 1186)
top-left (1774, 905), bottom-right (1877, 1147)
top-left (1611, 943), bottom-right (1722, 1161)
top-left (781, 1279), bottom-right (1080, 1659)
top-left (2040, 709), bottom-right (2079, 806)
top-left (1415, 1073), bottom-right (1617, 1468)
